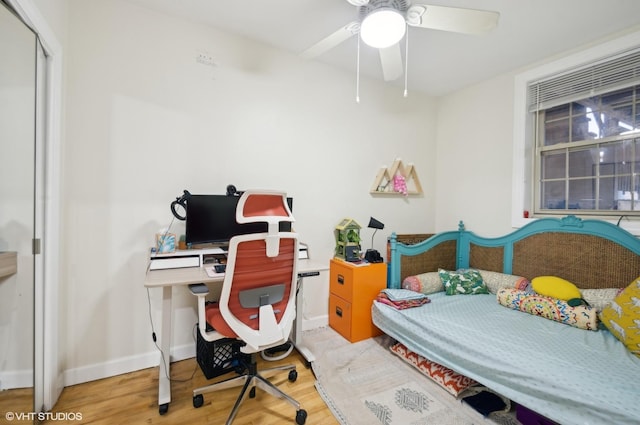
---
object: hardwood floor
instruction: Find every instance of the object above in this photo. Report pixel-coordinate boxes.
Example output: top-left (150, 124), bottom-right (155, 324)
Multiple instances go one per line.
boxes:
top-left (42, 350), bottom-right (338, 424)
top-left (0, 387), bottom-right (32, 421)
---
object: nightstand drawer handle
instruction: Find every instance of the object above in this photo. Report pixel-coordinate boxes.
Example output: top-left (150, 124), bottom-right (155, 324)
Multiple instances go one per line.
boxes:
top-left (337, 274), bottom-right (344, 285)
top-left (335, 306), bottom-right (343, 317)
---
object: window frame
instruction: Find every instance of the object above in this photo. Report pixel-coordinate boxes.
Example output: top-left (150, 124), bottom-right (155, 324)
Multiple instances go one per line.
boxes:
top-left (534, 94), bottom-right (640, 214)
top-left (512, 30), bottom-right (640, 234)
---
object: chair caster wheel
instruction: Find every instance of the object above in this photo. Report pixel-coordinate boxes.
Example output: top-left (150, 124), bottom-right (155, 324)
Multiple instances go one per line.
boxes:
top-left (249, 387), bottom-right (256, 398)
top-left (193, 394), bottom-right (204, 408)
top-left (159, 403), bottom-right (169, 415)
top-left (296, 409), bottom-right (307, 425)
top-left (288, 369), bottom-right (298, 382)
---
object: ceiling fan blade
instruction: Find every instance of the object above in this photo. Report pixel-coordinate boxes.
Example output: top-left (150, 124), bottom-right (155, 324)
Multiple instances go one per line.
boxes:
top-left (407, 4), bottom-right (499, 35)
top-left (379, 43), bottom-right (403, 81)
top-left (300, 21), bottom-right (360, 59)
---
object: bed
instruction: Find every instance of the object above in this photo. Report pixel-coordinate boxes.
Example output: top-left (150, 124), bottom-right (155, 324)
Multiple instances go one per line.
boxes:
top-left (372, 215), bottom-right (640, 425)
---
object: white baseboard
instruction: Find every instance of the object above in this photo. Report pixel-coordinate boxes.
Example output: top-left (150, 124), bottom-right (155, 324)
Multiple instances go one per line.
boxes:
top-left (0, 368), bottom-right (33, 390)
top-left (302, 315), bottom-right (328, 331)
top-left (60, 317), bottom-right (328, 387)
top-left (62, 343), bottom-right (195, 387)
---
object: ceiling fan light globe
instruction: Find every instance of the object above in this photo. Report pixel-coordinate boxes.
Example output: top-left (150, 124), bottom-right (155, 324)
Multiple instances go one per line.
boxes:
top-left (360, 8), bottom-right (406, 49)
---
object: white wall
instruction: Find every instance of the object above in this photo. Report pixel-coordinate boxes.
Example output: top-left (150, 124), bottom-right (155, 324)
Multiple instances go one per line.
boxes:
top-left (33, 0), bottom-right (68, 41)
top-left (434, 27), bottom-right (640, 238)
top-left (22, 0), bottom-right (640, 392)
top-left (61, 0), bottom-right (437, 384)
top-left (434, 71), bottom-right (517, 236)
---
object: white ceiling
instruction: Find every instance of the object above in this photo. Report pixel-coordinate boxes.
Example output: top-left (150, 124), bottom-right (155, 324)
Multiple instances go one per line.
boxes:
top-left (124, 0), bottom-right (640, 97)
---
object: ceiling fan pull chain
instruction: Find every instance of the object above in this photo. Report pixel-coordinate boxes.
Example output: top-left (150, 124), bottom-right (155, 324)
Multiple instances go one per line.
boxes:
top-left (404, 24), bottom-right (409, 98)
top-left (356, 34), bottom-right (361, 103)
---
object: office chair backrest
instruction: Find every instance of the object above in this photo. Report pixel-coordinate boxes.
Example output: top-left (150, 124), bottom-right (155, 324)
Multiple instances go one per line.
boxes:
top-left (218, 190), bottom-right (298, 352)
top-left (236, 190), bottom-right (294, 223)
top-left (236, 190), bottom-right (295, 257)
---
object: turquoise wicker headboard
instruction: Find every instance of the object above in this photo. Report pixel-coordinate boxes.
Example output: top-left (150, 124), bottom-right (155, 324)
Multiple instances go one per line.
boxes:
top-left (388, 215), bottom-right (640, 289)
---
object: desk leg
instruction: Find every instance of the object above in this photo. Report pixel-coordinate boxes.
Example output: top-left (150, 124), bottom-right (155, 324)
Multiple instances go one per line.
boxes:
top-left (158, 285), bottom-right (172, 414)
top-left (292, 276), bottom-right (315, 365)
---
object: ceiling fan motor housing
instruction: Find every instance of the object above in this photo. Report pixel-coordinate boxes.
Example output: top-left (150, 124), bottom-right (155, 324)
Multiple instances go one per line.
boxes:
top-left (358, 0), bottom-right (409, 20)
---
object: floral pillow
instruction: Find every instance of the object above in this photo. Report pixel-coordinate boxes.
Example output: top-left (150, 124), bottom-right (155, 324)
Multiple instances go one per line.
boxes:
top-left (439, 268), bottom-right (489, 296)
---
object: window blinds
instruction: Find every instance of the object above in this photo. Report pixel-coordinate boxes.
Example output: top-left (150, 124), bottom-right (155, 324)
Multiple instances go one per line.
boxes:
top-left (528, 47), bottom-right (640, 112)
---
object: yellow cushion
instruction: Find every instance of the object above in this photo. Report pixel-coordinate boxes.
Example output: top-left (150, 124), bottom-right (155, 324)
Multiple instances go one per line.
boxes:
top-left (600, 276), bottom-right (640, 357)
top-left (531, 276), bottom-right (581, 301)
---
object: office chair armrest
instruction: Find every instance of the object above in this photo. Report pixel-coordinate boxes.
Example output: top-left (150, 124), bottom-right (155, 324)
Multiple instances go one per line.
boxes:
top-left (188, 284), bottom-right (226, 342)
top-left (189, 283), bottom-right (214, 340)
top-left (189, 283), bottom-right (209, 296)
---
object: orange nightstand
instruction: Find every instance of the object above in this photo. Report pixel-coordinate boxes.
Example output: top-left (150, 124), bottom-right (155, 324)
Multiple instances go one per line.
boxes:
top-left (328, 258), bottom-right (386, 343)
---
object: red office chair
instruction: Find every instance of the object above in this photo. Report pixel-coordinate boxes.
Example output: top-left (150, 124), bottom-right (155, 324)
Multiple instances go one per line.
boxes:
top-left (189, 190), bottom-right (307, 425)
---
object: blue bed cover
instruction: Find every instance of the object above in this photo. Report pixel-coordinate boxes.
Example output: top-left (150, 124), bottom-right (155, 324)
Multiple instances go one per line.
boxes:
top-left (372, 292), bottom-right (640, 425)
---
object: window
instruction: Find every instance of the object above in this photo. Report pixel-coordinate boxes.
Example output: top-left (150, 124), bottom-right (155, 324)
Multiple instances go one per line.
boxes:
top-left (528, 49), bottom-right (640, 216)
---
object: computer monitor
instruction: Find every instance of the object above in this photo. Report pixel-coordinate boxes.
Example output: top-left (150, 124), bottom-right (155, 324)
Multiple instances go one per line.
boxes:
top-left (185, 194), bottom-right (293, 245)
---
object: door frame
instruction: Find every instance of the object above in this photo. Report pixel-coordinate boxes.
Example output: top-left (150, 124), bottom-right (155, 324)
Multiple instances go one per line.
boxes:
top-left (7, 0), bottom-right (63, 410)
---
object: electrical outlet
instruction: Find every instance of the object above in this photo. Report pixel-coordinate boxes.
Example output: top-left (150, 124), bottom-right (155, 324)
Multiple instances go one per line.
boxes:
top-left (196, 51), bottom-right (216, 66)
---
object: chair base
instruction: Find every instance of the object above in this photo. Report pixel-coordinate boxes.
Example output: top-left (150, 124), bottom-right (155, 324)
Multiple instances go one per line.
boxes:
top-left (193, 354), bottom-right (307, 425)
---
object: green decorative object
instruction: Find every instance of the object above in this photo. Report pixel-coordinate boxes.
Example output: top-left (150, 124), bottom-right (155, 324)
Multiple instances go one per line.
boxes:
top-left (334, 218), bottom-right (362, 261)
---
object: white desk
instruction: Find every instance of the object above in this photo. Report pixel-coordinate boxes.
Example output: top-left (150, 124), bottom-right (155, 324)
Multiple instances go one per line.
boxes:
top-left (144, 259), bottom-right (327, 415)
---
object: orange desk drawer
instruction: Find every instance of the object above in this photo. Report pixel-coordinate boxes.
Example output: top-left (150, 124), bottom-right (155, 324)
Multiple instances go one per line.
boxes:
top-left (328, 259), bottom-right (386, 343)
top-left (328, 294), bottom-right (352, 341)
top-left (329, 259), bottom-right (386, 302)
top-left (329, 262), bottom-right (354, 302)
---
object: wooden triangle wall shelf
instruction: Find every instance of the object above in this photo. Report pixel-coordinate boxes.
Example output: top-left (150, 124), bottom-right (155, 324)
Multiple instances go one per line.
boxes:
top-left (370, 159), bottom-right (423, 195)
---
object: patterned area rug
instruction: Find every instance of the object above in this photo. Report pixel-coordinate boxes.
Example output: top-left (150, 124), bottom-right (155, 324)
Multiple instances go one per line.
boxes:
top-left (363, 381), bottom-right (458, 425)
top-left (303, 327), bottom-right (520, 425)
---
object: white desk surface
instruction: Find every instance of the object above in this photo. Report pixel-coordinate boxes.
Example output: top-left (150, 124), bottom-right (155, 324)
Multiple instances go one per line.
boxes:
top-left (144, 258), bottom-right (328, 288)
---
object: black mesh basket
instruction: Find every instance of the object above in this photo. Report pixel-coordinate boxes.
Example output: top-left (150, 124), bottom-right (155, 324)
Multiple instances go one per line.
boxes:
top-left (196, 324), bottom-right (248, 379)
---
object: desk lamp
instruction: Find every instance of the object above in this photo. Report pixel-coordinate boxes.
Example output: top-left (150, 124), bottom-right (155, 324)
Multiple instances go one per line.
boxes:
top-left (364, 217), bottom-right (384, 263)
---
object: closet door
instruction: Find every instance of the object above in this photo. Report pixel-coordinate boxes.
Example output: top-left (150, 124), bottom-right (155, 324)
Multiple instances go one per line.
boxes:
top-left (0, 1), bottom-right (37, 418)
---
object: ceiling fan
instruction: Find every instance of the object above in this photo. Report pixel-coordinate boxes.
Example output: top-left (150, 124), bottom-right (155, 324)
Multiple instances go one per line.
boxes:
top-left (300, 0), bottom-right (499, 83)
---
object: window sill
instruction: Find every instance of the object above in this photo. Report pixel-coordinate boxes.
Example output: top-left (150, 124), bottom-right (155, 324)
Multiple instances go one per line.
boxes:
top-left (512, 216), bottom-right (640, 237)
